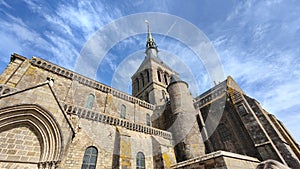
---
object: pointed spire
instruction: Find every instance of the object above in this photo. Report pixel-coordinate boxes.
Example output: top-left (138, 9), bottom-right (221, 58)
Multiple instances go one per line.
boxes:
top-left (145, 20), bottom-right (157, 49)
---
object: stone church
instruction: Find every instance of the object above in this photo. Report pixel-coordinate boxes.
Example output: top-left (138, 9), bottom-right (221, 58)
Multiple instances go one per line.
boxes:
top-left (0, 25), bottom-right (299, 169)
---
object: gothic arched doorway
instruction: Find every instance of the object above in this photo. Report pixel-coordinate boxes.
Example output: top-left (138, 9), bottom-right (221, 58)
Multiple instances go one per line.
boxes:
top-left (0, 104), bottom-right (63, 169)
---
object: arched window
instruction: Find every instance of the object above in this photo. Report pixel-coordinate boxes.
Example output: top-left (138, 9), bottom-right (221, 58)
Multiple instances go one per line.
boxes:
top-left (218, 123), bottom-right (231, 142)
top-left (81, 146), bottom-right (98, 169)
top-left (146, 113), bottom-right (151, 126)
top-left (136, 152), bottom-right (145, 169)
top-left (85, 93), bottom-right (95, 109)
top-left (120, 104), bottom-right (126, 119)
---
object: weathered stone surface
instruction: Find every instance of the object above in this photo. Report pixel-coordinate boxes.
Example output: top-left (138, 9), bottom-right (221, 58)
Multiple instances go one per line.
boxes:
top-left (0, 52), bottom-right (299, 169)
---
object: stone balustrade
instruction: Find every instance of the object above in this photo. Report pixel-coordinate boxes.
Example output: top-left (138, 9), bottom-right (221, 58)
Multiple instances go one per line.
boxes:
top-left (61, 102), bottom-right (172, 140)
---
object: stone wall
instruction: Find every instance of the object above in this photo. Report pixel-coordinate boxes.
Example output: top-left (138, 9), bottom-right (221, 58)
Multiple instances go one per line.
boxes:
top-left (0, 125), bottom-right (41, 166)
top-left (196, 76), bottom-right (300, 169)
top-left (0, 54), bottom-right (155, 126)
top-left (62, 117), bottom-right (175, 168)
top-left (0, 54), bottom-right (176, 168)
top-left (245, 96), bottom-right (300, 168)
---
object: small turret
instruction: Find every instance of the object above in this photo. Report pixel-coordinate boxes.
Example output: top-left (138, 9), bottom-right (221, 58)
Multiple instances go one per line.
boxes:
top-left (167, 75), bottom-right (192, 119)
top-left (167, 75), bottom-right (205, 162)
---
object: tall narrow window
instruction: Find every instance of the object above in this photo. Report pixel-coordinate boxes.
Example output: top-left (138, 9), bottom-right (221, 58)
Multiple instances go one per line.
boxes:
top-left (136, 78), bottom-right (140, 91)
top-left (146, 113), bottom-right (151, 126)
top-left (81, 146), bottom-right (98, 169)
top-left (218, 123), bottom-right (231, 142)
top-left (136, 152), bottom-right (145, 169)
top-left (164, 74), bottom-right (168, 85)
top-left (146, 70), bottom-right (150, 82)
top-left (85, 94), bottom-right (95, 109)
top-left (120, 104), bottom-right (126, 119)
top-left (157, 70), bottom-right (161, 82)
top-left (141, 73), bottom-right (144, 87)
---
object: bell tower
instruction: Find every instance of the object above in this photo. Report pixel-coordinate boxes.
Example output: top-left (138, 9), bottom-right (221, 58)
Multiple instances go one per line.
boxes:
top-left (131, 21), bottom-right (177, 105)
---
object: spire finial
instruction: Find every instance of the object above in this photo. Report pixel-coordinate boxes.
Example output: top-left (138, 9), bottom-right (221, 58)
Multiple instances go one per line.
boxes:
top-left (145, 20), bottom-right (152, 40)
top-left (145, 20), bottom-right (157, 49)
top-left (145, 20), bottom-right (149, 32)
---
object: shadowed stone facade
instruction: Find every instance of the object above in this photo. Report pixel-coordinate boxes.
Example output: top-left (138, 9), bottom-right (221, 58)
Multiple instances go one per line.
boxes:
top-left (0, 28), bottom-right (299, 169)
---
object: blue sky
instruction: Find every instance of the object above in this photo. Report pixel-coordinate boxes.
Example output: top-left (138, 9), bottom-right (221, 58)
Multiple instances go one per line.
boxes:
top-left (0, 0), bottom-right (300, 143)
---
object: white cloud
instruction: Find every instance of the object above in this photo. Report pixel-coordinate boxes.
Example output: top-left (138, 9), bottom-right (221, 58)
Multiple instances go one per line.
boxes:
top-left (43, 32), bottom-right (79, 69)
top-left (0, 0), bottom-right (12, 8)
top-left (23, 0), bottom-right (44, 12)
top-left (211, 0), bottom-right (300, 142)
top-left (0, 13), bottom-right (53, 61)
top-left (55, 1), bottom-right (122, 39)
top-left (0, 0), bottom-right (124, 74)
top-left (43, 14), bottom-right (74, 37)
top-left (0, 14), bottom-right (49, 47)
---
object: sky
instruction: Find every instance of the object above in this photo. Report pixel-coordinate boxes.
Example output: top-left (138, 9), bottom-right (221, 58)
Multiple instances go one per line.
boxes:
top-left (0, 0), bottom-right (299, 143)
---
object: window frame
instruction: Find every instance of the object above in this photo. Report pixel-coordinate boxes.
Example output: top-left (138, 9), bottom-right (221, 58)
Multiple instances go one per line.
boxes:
top-left (136, 152), bottom-right (145, 169)
top-left (120, 104), bottom-right (126, 119)
top-left (146, 113), bottom-right (151, 126)
top-left (85, 93), bottom-right (95, 109)
top-left (81, 146), bottom-right (98, 169)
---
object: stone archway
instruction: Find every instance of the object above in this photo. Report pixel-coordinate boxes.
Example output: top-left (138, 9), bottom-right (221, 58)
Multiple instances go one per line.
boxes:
top-left (0, 104), bottom-right (63, 169)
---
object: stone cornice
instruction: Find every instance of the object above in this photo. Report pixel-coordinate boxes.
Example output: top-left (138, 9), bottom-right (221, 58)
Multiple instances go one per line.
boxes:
top-left (29, 56), bottom-right (155, 110)
top-left (61, 102), bottom-right (172, 140)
